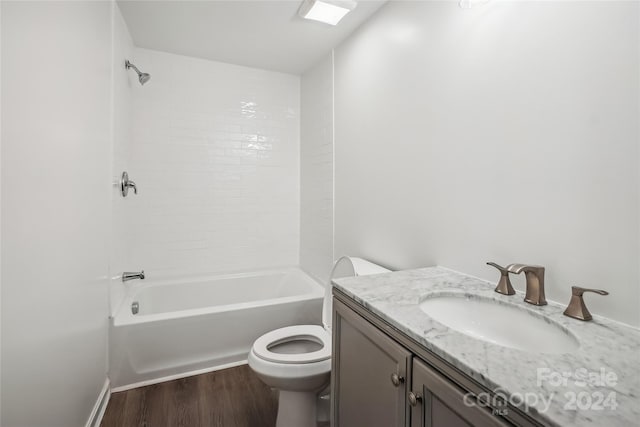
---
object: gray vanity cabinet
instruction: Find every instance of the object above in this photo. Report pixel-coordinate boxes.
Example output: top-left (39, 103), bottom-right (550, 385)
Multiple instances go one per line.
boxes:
top-left (331, 298), bottom-right (411, 427)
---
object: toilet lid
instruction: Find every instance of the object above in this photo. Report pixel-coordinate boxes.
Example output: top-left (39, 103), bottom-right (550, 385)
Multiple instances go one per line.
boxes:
top-left (252, 325), bottom-right (331, 364)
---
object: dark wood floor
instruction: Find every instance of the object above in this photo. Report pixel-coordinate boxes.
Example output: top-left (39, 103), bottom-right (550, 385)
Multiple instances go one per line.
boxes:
top-left (101, 365), bottom-right (279, 427)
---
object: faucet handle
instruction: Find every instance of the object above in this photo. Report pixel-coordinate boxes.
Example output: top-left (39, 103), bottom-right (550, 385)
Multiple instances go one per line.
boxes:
top-left (486, 262), bottom-right (515, 295)
top-left (563, 286), bottom-right (609, 321)
top-left (570, 286), bottom-right (609, 297)
top-left (120, 171), bottom-right (139, 197)
top-left (128, 180), bottom-right (138, 195)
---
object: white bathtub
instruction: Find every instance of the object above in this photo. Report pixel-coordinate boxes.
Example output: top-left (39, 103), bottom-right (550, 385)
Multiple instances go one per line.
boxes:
top-left (109, 267), bottom-right (324, 391)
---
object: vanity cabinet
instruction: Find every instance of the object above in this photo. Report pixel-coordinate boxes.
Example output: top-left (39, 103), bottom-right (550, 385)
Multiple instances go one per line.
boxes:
top-left (331, 295), bottom-right (411, 427)
top-left (332, 296), bottom-right (515, 427)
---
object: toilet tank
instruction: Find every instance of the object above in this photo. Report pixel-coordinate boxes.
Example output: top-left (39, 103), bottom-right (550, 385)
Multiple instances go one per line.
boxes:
top-left (323, 256), bottom-right (391, 331)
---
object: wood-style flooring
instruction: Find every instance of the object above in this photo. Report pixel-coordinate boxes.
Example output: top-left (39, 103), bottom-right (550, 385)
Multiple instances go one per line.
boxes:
top-left (101, 365), bottom-right (281, 427)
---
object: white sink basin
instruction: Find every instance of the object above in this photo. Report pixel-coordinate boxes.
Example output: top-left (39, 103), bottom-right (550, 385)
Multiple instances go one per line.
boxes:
top-left (419, 294), bottom-right (579, 354)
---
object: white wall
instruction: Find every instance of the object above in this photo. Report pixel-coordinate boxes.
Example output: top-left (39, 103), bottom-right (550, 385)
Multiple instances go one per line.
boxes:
top-left (110, 3), bottom-right (135, 316)
top-left (1, 1), bottom-right (112, 425)
top-left (300, 54), bottom-right (334, 283)
top-left (334, 1), bottom-right (639, 326)
top-left (0, 3), bottom-right (3, 421)
top-left (126, 48), bottom-right (300, 279)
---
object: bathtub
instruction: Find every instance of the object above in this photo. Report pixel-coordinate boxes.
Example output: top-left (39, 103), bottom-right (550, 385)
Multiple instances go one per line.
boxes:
top-left (109, 267), bottom-right (324, 391)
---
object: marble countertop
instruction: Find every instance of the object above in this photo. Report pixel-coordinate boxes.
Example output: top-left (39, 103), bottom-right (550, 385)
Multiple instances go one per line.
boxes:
top-left (333, 267), bottom-right (640, 427)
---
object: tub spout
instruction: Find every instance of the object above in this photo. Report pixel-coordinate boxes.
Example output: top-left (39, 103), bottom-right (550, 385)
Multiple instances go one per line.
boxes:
top-left (122, 271), bottom-right (145, 282)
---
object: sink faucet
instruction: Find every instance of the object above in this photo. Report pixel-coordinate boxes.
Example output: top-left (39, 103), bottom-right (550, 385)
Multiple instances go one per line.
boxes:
top-left (122, 270), bottom-right (145, 283)
top-left (506, 264), bottom-right (546, 306)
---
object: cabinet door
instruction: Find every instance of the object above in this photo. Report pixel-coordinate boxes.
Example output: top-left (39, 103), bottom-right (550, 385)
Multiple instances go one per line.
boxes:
top-left (410, 358), bottom-right (508, 427)
top-left (332, 298), bottom-right (411, 427)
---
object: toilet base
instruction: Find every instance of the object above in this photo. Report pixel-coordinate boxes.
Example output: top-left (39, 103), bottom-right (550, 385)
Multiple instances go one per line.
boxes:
top-left (276, 390), bottom-right (317, 427)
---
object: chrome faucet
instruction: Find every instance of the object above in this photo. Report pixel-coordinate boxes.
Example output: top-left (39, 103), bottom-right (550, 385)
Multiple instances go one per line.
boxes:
top-left (122, 270), bottom-right (145, 283)
top-left (506, 264), bottom-right (546, 306)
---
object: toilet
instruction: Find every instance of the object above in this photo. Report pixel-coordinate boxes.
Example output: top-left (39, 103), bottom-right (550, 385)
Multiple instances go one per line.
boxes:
top-left (248, 256), bottom-right (390, 427)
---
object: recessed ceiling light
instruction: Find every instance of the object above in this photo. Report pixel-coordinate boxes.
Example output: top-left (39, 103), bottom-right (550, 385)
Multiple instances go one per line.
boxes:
top-left (298, 0), bottom-right (357, 26)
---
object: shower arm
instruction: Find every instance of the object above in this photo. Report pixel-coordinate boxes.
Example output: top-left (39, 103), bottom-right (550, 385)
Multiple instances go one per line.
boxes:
top-left (125, 60), bottom-right (142, 76)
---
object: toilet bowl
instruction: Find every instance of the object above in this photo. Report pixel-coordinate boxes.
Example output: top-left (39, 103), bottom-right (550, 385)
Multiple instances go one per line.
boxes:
top-left (248, 256), bottom-right (390, 427)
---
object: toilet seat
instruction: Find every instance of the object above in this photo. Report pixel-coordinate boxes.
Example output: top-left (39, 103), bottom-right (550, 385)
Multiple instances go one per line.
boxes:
top-left (252, 325), bottom-right (331, 364)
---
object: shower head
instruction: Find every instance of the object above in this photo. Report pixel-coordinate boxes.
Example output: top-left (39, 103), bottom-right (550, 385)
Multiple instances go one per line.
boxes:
top-left (125, 60), bottom-right (151, 85)
top-left (138, 72), bottom-right (151, 85)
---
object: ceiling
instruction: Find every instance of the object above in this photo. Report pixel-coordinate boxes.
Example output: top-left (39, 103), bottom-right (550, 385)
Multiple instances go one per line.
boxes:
top-left (117, 0), bottom-right (387, 75)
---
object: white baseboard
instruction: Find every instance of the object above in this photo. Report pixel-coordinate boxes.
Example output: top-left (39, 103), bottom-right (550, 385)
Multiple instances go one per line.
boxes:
top-left (85, 378), bottom-right (110, 427)
top-left (110, 360), bottom-right (247, 393)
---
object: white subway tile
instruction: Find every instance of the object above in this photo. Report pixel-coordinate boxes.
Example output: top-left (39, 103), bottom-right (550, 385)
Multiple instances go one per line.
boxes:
top-left (125, 48), bottom-right (300, 278)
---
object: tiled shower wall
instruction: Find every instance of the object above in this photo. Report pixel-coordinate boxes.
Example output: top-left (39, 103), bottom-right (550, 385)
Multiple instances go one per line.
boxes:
top-left (126, 48), bottom-right (300, 279)
top-left (300, 55), bottom-right (334, 283)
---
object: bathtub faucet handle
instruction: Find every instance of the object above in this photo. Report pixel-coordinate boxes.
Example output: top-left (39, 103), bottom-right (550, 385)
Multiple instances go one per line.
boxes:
top-left (120, 171), bottom-right (138, 197)
top-left (122, 270), bottom-right (145, 282)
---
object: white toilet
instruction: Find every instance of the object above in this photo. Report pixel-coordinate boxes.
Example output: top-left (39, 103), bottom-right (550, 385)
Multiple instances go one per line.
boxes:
top-left (248, 256), bottom-right (390, 427)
